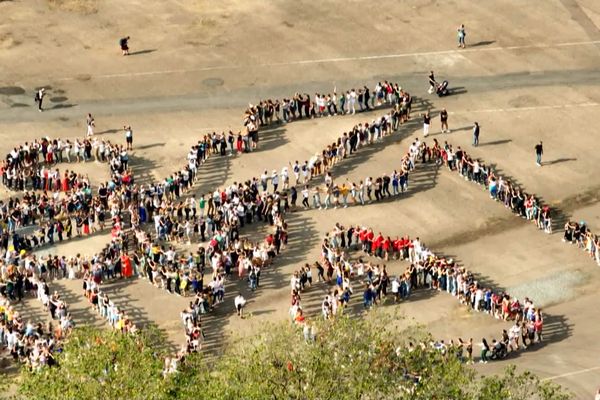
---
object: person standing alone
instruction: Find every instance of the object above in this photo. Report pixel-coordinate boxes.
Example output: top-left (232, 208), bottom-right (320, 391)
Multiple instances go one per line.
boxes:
top-left (440, 108), bottom-right (449, 133)
top-left (124, 125), bottom-right (133, 150)
top-left (120, 36), bottom-right (130, 56)
top-left (457, 24), bottom-right (466, 48)
top-left (472, 122), bottom-right (480, 146)
top-left (34, 88), bottom-right (45, 112)
top-left (535, 141), bottom-right (543, 166)
top-left (86, 113), bottom-right (95, 137)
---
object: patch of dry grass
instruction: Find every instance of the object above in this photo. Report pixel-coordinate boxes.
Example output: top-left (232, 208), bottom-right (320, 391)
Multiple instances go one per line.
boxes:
top-left (0, 31), bottom-right (21, 49)
top-left (47, 0), bottom-right (98, 14)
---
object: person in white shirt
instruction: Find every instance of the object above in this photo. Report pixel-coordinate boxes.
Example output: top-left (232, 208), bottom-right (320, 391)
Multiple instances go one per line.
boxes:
top-left (234, 293), bottom-right (247, 317)
top-left (301, 186), bottom-right (310, 208)
top-left (271, 170), bottom-right (279, 191)
top-left (260, 170), bottom-right (268, 192)
top-left (35, 88), bottom-right (45, 111)
top-left (348, 89), bottom-right (357, 115)
top-left (86, 113), bottom-right (95, 137)
top-left (391, 277), bottom-right (401, 302)
top-left (124, 125), bottom-right (133, 150)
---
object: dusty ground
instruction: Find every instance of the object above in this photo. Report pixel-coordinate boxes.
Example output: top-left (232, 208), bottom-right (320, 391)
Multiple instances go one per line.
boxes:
top-left (1, 0), bottom-right (600, 397)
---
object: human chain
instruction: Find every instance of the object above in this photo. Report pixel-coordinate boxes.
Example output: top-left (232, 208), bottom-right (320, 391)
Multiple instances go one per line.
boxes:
top-left (286, 224), bottom-right (544, 365)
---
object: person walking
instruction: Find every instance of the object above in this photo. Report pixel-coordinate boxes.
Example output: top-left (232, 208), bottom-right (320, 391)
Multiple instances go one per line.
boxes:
top-left (457, 24), bottom-right (466, 48)
top-left (440, 108), bottom-right (449, 133)
top-left (422, 111), bottom-right (431, 137)
top-left (428, 71), bottom-right (436, 94)
top-left (86, 113), bottom-right (95, 137)
top-left (34, 88), bottom-right (46, 112)
top-left (120, 36), bottom-right (130, 56)
top-left (234, 292), bottom-right (247, 318)
top-left (535, 141), bottom-right (543, 166)
top-left (472, 122), bottom-right (480, 146)
top-left (479, 338), bottom-right (489, 363)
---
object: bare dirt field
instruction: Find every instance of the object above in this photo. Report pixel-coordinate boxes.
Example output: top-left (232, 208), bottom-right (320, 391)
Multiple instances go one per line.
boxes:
top-left (1, 0), bottom-right (600, 397)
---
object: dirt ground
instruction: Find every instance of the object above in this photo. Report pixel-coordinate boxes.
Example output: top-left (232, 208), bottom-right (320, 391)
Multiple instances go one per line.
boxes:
top-left (1, 0), bottom-right (600, 397)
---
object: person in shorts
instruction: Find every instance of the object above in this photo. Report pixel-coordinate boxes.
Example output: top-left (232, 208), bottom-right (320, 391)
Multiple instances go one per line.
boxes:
top-left (124, 125), bottom-right (133, 150)
top-left (440, 108), bottom-right (449, 133)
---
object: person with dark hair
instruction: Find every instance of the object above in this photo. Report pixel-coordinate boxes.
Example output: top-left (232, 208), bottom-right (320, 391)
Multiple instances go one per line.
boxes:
top-left (535, 141), bottom-right (543, 166)
top-left (479, 338), bottom-right (489, 363)
top-left (120, 36), bottom-right (130, 55)
top-left (440, 108), bottom-right (449, 133)
top-left (472, 122), bottom-right (480, 146)
top-left (457, 24), bottom-right (466, 48)
top-left (234, 292), bottom-right (246, 317)
top-left (34, 88), bottom-right (45, 112)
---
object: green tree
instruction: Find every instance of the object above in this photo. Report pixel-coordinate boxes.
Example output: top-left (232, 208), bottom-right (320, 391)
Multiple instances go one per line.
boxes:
top-left (16, 326), bottom-right (173, 400)
top-left (15, 312), bottom-right (572, 400)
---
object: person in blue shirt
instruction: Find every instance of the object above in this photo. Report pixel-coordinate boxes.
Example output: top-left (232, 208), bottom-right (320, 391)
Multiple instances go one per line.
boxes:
top-left (363, 284), bottom-right (373, 309)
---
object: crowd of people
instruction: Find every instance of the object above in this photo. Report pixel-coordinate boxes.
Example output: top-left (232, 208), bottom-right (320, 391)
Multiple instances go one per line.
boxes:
top-left (0, 251), bottom-right (77, 370)
top-left (1, 136), bottom-right (132, 192)
top-left (285, 223), bottom-right (545, 364)
top-left (1, 75), bottom-right (587, 377)
top-left (562, 221), bottom-right (600, 266)
top-left (243, 81), bottom-right (411, 126)
top-left (401, 135), bottom-right (556, 234)
top-left (0, 79), bottom-right (411, 261)
top-left (0, 293), bottom-right (63, 370)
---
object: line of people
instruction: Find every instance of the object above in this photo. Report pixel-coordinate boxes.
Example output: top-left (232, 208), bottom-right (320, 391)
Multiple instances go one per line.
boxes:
top-left (2, 136), bottom-right (131, 192)
top-left (286, 223), bottom-right (544, 365)
top-left (405, 133), bottom-right (600, 268)
top-left (404, 136), bottom-right (555, 234)
top-left (244, 81), bottom-right (411, 126)
top-left (562, 221), bottom-right (600, 266)
top-left (0, 252), bottom-right (77, 370)
top-left (1, 80), bottom-right (414, 372)
top-left (0, 79), bottom-right (412, 260)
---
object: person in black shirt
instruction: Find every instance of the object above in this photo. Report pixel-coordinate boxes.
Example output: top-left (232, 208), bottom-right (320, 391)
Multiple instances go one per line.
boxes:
top-left (535, 141), bottom-right (543, 166)
top-left (472, 122), bottom-right (480, 146)
top-left (120, 36), bottom-right (130, 56)
top-left (34, 88), bottom-right (45, 112)
top-left (428, 71), bottom-right (436, 94)
top-left (382, 174), bottom-right (391, 197)
top-left (363, 86), bottom-right (371, 111)
top-left (440, 108), bottom-right (449, 133)
top-left (422, 111), bottom-right (431, 137)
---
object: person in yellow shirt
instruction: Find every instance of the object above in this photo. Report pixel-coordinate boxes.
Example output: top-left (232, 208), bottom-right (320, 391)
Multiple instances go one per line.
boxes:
top-left (339, 183), bottom-right (349, 208)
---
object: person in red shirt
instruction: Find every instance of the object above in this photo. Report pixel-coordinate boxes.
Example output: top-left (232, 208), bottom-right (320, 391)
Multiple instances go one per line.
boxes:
top-left (365, 229), bottom-right (375, 255)
top-left (121, 252), bottom-right (133, 278)
top-left (265, 234), bottom-right (274, 246)
top-left (372, 233), bottom-right (383, 257)
top-left (359, 228), bottom-right (368, 251)
top-left (533, 312), bottom-right (543, 342)
top-left (62, 171), bottom-right (69, 192)
top-left (383, 237), bottom-right (392, 260)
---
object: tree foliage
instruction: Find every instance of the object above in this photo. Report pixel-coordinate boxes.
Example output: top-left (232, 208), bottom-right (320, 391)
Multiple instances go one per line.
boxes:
top-left (14, 313), bottom-right (571, 400)
top-left (16, 326), bottom-right (171, 400)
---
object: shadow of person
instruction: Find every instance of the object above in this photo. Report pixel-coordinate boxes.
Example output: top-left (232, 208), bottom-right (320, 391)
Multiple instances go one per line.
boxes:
top-left (128, 49), bottom-right (157, 56)
top-left (470, 40), bottom-right (496, 47)
top-left (543, 157), bottom-right (577, 166)
top-left (479, 139), bottom-right (512, 147)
